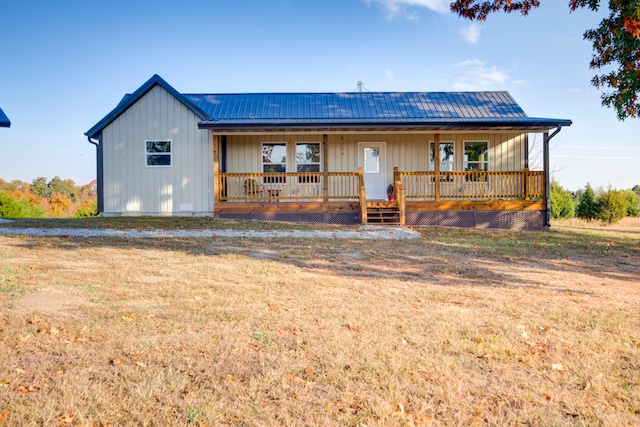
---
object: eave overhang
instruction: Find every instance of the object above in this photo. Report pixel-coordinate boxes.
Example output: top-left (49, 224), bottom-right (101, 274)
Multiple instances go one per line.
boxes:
top-left (198, 118), bottom-right (572, 133)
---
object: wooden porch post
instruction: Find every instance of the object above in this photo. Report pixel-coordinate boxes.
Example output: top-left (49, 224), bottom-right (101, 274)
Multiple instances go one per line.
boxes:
top-left (434, 133), bottom-right (440, 202)
top-left (323, 134), bottom-right (329, 202)
top-left (358, 166), bottom-right (367, 225)
top-left (213, 134), bottom-right (220, 204)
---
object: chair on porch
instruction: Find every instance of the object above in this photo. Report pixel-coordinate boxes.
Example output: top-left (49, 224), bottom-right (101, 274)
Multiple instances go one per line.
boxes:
top-left (244, 178), bottom-right (279, 202)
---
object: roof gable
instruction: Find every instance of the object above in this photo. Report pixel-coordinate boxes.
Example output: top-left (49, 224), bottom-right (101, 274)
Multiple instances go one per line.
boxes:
top-left (85, 74), bottom-right (209, 139)
top-left (0, 107), bottom-right (10, 128)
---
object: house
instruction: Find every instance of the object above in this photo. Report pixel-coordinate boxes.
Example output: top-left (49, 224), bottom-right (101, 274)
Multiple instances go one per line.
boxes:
top-left (0, 107), bottom-right (10, 128)
top-left (85, 75), bottom-right (571, 230)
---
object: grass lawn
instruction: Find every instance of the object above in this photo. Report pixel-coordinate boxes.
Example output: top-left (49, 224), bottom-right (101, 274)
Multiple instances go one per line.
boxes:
top-left (0, 218), bottom-right (639, 426)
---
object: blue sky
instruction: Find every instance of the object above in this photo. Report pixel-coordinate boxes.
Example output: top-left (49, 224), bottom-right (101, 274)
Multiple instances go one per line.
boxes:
top-left (1, 0), bottom-right (638, 191)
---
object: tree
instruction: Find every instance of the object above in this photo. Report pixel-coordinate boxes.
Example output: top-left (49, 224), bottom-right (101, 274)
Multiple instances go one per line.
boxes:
top-left (48, 176), bottom-right (76, 201)
top-left (30, 177), bottom-right (49, 198)
top-left (633, 184), bottom-right (640, 196)
top-left (596, 185), bottom-right (628, 223)
top-left (624, 188), bottom-right (640, 217)
top-left (450, 1), bottom-right (640, 120)
top-left (576, 183), bottom-right (598, 220)
top-left (550, 180), bottom-right (575, 219)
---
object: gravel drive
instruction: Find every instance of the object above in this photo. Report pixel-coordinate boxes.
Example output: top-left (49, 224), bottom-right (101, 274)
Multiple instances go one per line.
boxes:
top-left (0, 221), bottom-right (420, 240)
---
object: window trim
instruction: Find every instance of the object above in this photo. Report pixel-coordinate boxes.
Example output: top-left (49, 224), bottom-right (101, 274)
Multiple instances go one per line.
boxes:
top-left (295, 141), bottom-right (321, 184)
top-left (145, 139), bottom-right (172, 168)
top-left (262, 142), bottom-right (287, 183)
top-left (429, 141), bottom-right (455, 172)
top-left (463, 140), bottom-right (489, 171)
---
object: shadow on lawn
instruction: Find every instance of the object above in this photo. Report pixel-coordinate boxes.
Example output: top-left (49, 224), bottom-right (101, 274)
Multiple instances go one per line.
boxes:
top-left (4, 225), bottom-right (638, 295)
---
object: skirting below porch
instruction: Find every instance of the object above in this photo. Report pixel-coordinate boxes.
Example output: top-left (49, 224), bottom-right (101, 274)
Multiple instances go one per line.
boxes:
top-left (215, 203), bottom-right (547, 230)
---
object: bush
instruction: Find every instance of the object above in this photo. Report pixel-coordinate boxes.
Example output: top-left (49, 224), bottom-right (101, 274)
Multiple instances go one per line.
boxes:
top-left (625, 189), bottom-right (640, 217)
top-left (73, 199), bottom-right (98, 218)
top-left (550, 180), bottom-right (575, 219)
top-left (596, 186), bottom-right (628, 224)
top-left (0, 191), bottom-right (46, 218)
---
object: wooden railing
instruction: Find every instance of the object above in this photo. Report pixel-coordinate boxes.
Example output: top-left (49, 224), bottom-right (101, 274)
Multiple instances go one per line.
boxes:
top-left (220, 171), bottom-right (361, 201)
top-left (219, 169), bottom-right (543, 203)
top-left (397, 170), bottom-right (544, 200)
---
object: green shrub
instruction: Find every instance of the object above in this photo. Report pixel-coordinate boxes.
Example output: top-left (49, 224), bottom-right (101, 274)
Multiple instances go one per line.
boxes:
top-left (0, 191), bottom-right (45, 218)
top-left (73, 199), bottom-right (98, 218)
top-left (550, 180), bottom-right (575, 219)
top-left (624, 189), bottom-right (640, 217)
top-left (596, 186), bottom-right (628, 224)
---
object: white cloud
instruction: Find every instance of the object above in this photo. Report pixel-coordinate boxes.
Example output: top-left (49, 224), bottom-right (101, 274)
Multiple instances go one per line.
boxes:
top-left (460, 23), bottom-right (481, 44)
top-left (451, 59), bottom-right (512, 91)
top-left (385, 69), bottom-right (395, 80)
top-left (367, 0), bottom-right (449, 19)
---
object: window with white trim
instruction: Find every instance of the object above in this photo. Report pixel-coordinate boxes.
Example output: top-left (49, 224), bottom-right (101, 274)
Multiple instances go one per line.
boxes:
top-left (429, 142), bottom-right (454, 171)
top-left (296, 142), bottom-right (320, 183)
top-left (262, 142), bottom-right (286, 183)
top-left (464, 141), bottom-right (489, 171)
top-left (145, 140), bottom-right (172, 167)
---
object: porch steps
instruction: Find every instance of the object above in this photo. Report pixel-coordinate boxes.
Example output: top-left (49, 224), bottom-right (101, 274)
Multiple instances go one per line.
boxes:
top-left (366, 201), bottom-right (400, 225)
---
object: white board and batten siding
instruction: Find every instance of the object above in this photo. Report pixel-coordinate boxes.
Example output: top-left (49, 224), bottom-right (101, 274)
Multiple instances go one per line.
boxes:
top-left (102, 85), bottom-right (214, 216)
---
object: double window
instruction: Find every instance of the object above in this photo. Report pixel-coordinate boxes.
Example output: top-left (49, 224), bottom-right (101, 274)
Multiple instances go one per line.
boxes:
top-left (145, 140), bottom-right (172, 167)
top-left (261, 142), bottom-right (321, 183)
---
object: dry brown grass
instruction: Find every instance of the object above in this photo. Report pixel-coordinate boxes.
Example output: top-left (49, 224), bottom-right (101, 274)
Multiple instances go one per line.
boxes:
top-left (0, 221), bottom-right (639, 426)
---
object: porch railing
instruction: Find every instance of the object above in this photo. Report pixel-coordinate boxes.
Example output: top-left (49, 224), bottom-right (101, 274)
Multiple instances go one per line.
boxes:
top-left (220, 172), bottom-right (361, 201)
top-left (397, 169), bottom-right (544, 200)
top-left (219, 169), bottom-right (544, 202)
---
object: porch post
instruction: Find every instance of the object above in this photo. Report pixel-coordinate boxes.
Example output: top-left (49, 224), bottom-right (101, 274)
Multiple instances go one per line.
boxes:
top-left (213, 134), bottom-right (220, 205)
top-left (434, 133), bottom-right (440, 202)
top-left (323, 134), bottom-right (329, 202)
top-left (543, 131), bottom-right (550, 225)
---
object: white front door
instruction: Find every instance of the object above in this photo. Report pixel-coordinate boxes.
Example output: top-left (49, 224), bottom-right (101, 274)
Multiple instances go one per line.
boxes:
top-left (358, 142), bottom-right (387, 200)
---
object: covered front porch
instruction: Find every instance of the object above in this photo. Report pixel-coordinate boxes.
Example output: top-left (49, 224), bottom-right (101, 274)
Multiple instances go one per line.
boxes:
top-left (212, 131), bottom-right (548, 227)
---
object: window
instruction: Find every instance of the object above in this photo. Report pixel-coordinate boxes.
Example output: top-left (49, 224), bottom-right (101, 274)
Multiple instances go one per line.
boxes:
top-left (429, 142), bottom-right (454, 171)
top-left (464, 141), bottom-right (488, 171)
top-left (146, 140), bottom-right (172, 167)
top-left (296, 142), bottom-right (320, 183)
top-left (262, 142), bottom-right (286, 183)
top-left (363, 147), bottom-right (380, 173)
top-left (465, 141), bottom-right (488, 182)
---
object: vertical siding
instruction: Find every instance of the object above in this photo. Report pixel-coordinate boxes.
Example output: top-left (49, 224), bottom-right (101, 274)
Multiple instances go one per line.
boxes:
top-left (102, 85), bottom-right (213, 215)
top-left (224, 131), bottom-right (526, 188)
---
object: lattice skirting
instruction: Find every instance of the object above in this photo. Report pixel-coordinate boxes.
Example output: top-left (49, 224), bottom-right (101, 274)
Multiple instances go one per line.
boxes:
top-left (405, 210), bottom-right (546, 231)
top-left (217, 211), bottom-right (361, 225)
top-left (217, 210), bottom-right (546, 230)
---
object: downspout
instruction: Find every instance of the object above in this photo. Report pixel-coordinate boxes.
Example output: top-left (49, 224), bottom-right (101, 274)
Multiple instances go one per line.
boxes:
top-left (543, 126), bottom-right (563, 227)
top-left (87, 135), bottom-right (104, 214)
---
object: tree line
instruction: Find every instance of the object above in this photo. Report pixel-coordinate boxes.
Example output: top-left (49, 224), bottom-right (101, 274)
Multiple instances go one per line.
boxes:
top-left (551, 181), bottom-right (640, 223)
top-left (0, 177), bottom-right (97, 219)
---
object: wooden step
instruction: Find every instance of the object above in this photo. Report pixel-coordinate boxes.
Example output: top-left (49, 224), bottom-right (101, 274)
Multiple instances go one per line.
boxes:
top-left (366, 205), bottom-right (401, 225)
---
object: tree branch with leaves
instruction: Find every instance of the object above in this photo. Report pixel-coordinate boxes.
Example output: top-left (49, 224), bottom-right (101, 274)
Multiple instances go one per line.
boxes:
top-left (450, 1), bottom-right (640, 120)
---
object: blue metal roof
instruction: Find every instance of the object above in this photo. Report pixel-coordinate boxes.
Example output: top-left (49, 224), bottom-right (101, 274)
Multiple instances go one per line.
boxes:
top-left (185, 91), bottom-right (527, 121)
top-left (188, 91), bottom-right (571, 131)
top-left (86, 74), bottom-right (571, 137)
top-left (0, 107), bottom-right (10, 128)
